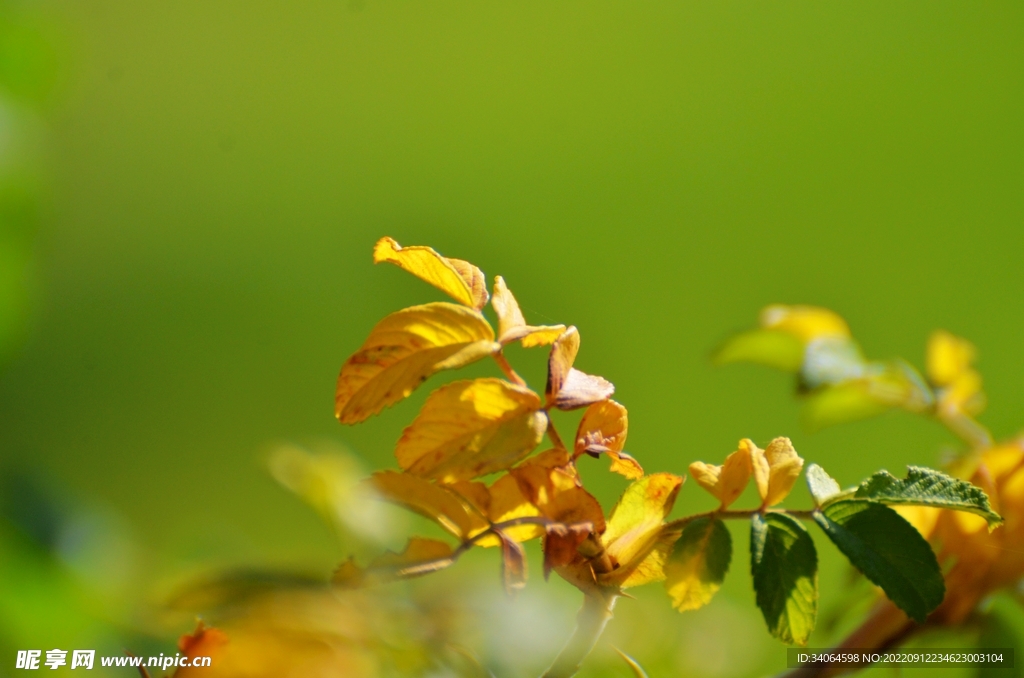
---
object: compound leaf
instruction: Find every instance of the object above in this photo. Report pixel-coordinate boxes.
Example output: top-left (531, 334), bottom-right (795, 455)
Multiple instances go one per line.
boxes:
top-left (814, 499), bottom-right (944, 623)
top-left (373, 236), bottom-right (488, 309)
top-left (664, 517), bottom-right (732, 612)
top-left (854, 466), bottom-right (1001, 527)
top-left (396, 378), bottom-right (547, 482)
top-left (750, 513), bottom-right (818, 645)
top-left (335, 302), bottom-right (499, 424)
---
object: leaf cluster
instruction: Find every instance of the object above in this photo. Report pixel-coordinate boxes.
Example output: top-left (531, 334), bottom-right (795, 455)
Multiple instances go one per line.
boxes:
top-left (331, 239), bottom-right (1002, 663)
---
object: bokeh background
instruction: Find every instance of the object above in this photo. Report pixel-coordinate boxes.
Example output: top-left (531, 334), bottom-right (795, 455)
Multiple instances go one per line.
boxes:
top-left (1, 1), bottom-right (1022, 676)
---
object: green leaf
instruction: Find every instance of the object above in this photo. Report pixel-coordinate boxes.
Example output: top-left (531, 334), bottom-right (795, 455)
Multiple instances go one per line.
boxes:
top-left (664, 517), bottom-right (732, 612)
top-left (800, 360), bottom-right (934, 432)
top-left (805, 463), bottom-right (845, 507)
top-left (855, 466), bottom-right (1002, 527)
top-left (813, 500), bottom-right (944, 623)
top-left (712, 329), bottom-right (805, 371)
top-left (750, 513), bottom-right (818, 645)
top-left (801, 382), bottom-right (892, 432)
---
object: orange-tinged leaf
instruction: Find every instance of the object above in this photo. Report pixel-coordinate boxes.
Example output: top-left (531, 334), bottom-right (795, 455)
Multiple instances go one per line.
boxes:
top-left (689, 439), bottom-right (755, 508)
top-left (542, 522), bottom-right (592, 578)
top-left (546, 326), bottom-right (580, 398)
top-left (752, 437), bottom-right (804, 507)
top-left (601, 474), bottom-right (684, 586)
top-left (396, 378), bottom-right (547, 482)
top-left (491, 276), bottom-right (565, 347)
top-left (367, 470), bottom-right (488, 539)
top-left (499, 533), bottom-right (528, 595)
top-left (509, 449), bottom-right (603, 574)
top-left (760, 304), bottom-right (851, 343)
top-left (575, 400), bottom-right (643, 479)
top-left (373, 236), bottom-right (488, 309)
top-left (334, 537), bottom-right (455, 588)
top-left (335, 303), bottom-right (499, 424)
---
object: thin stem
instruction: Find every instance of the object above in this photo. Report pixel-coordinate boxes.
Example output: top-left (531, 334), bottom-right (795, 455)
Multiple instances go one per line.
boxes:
top-left (665, 507), bottom-right (819, 531)
top-left (493, 351), bottom-right (527, 387)
top-left (541, 590), bottom-right (618, 678)
top-left (546, 416), bottom-right (568, 451)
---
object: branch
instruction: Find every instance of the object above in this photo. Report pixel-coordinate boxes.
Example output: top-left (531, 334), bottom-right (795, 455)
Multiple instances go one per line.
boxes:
top-left (664, 507), bottom-right (819, 532)
top-left (541, 589), bottom-right (619, 678)
top-left (493, 351), bottom-right (528, 387)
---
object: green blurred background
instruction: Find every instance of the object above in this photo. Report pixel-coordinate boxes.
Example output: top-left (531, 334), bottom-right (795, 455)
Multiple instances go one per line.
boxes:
top-left (1, 1), bottom-right (1022, 676)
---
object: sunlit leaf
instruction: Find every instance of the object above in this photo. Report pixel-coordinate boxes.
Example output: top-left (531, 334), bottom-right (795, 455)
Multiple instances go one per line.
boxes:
top-left (485, 474), bottom-right (545, 543)
top-left (926, 330), bottom-right (976, 388)
top-left (367, 471), bottom-right (488, 540)
top-left (545, 326), bottom-right (615, 410)
top-left (491, 276), bottom-right (565, 347)
top-left (813, 500), bottom-right (944, 623)
top-left (373, 236), bottom-right (488, 309)
top-left (396, 378), bottom-right (547, 482)
top-left (600, 474), bottom-right (684, 588)
top-left (804, 463), bottom-right (844, 507)
top-left (575, 399), bottom-right (642, 479)
top-left (664, 517), bottom-right (732, 612)
top-left (689, 439), bottom-right (755, 508)
top-left (760, 305), bottom-right (851, 342)
top-left (335, 303), bottom-right (499, 424)
top-left (750, 513), bottom-right (818, 645)
top-left (751, 437), bottom-right (804, 508)
top-left (333, 537), bottom-right (456, 589)
top-left (854, 466), bottom-right (1001, 527)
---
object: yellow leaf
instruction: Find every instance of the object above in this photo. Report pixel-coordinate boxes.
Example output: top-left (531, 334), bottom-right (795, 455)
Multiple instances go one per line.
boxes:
top-left (600, 474), bottom-right (684, 587)
top-left (396, 378), bottom-right (547, 482)
top-left (373, 236), bottom-right (488, 309)
top-left (334, 537), bottom-right (455, 589)
top-left (491, 276), bottom-right (565, 347)
top-left (546, 326), bottom-right (580, 396)
top-left (486, 474), bottom-right (544, 543)
top-left (752, 437), bottom-right (804, 507)
top-left (927, 330), bottom-right (976, 387)
top-left (336, 302), bottom-right (499, 424)
top-left (664, 517), bottom-right (732, 612)
top-left (688, 439), bottom-right (754, 508)
top-left (367, 470), bottom-right (488, 540)
top-left (760, 304), bottom-right (851, 343)
top-left (575, 400), bottom-right (643, 479)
